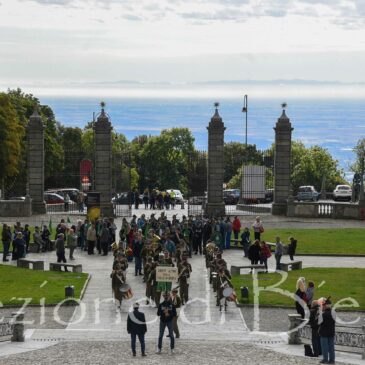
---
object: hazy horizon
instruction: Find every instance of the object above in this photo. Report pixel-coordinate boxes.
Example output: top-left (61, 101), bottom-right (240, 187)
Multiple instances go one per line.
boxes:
top-left (3, 81), bottom-right (365, 99)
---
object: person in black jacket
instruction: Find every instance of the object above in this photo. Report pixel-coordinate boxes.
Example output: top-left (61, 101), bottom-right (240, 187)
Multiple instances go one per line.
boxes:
top-left (318, 298), bottom-right (336, 364)
top-left (156, 293), bottom-right (177, 354)
top-left (127, 302), bottom-right (147, 357)
top-left (309, 301), bottom-right (322, 357)
top-left (2, 224), bottom-right (12, 262)
top-left (288, 237), bottom-right (297, 261)
top-left (248, 240), bottom-right (261, 269)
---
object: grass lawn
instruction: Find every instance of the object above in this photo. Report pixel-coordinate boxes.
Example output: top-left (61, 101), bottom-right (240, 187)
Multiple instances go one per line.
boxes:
top-left (0, 264), bottom-right (88, 305)
top-left (231, 267), bottom-right (365, 310)
top-left (235, 228), bottom-right (365, 255)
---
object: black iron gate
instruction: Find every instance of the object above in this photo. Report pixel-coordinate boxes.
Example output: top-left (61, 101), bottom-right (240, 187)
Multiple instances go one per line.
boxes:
top-left (225, 149), bottom-right (274, 216)
top-left (187, 151), bottom-right (207, 216)
top-left (45, 149), bottom-right (86, 215)
top-left (112, 151), bottom-right (132, 217)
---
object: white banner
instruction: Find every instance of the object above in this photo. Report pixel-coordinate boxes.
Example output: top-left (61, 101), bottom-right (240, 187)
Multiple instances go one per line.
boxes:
top-left (156, 266), bottom-right (178, 282)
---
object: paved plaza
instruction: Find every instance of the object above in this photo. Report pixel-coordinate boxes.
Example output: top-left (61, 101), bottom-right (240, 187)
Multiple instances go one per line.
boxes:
top-left (1, 220), bottom-right (364, 365)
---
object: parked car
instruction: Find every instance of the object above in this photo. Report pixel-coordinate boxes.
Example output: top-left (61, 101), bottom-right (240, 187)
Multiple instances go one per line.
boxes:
top-left (223, 189), bottom-right (239, 205)
top-left (44, 192), bottom-right (64, 204)
top-left (166, 189), bottom-right (184, 203)
top-left (46, 188), bottom-right (80, 202)
top-left (297, 186), bottom-right (320, 202)
top-left (333, 184), bottom-right (352, 201)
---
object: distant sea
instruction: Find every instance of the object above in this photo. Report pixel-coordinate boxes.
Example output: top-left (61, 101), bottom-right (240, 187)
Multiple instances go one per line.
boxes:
top-left (39, 96), bottom-right (365, 180)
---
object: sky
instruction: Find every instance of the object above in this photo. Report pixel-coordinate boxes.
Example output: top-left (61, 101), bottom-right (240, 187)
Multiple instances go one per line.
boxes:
top-left (1, 0), bottom-right (365, 95)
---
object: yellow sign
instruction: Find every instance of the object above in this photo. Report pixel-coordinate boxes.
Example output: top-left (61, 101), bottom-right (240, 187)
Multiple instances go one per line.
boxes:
top-left (156, 267), bottom-right (178, 283)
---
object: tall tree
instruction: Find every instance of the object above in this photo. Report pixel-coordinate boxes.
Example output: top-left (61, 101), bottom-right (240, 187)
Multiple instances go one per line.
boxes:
top-left (227, 141), bottom-right (345, 192)
top-left (350, 138), bottom-right (365, 175)
top-left (58, 127), bottom-right (83, 188)
top-left (138, 128), bottom-right (195, 193)
top-left (0, 93), bottom-right (24, 196)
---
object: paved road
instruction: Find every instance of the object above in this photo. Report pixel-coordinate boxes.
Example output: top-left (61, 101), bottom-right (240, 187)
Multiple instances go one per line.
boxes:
top-left (21, 249), bottom-right (249, 342)
top-left (2, 206), bottom-right (365, 228)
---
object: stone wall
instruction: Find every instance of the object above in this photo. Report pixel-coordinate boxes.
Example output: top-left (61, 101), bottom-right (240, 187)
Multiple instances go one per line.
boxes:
top-left (0, 198), bottom-right (32, 217)
top-left (287, 201), bottom-right (365, 220)
top-left (299, 323), bottom-right (364, 356)
top-left (0, 318), bottom-right (13, 342)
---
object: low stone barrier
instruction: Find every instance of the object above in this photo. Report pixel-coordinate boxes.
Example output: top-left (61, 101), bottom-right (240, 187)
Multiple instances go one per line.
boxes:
top-left (0, 312), bottom-right (25, 342)
top-left (287, 201), bottom-right (365, 220)
top-left (0, 198), bottom-right (32, 217)
top-left (0, 318), bottom-right (13, 342)
top-left (288, 314), bottom-right (365, 358)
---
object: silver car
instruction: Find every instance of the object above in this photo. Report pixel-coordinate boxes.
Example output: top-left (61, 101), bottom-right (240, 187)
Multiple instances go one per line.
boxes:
top-left (297, 186), bottom-right (319, 202)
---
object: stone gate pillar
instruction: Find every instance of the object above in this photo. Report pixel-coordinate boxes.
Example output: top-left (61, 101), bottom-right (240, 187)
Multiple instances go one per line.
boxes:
top-left (28, 108), bottom-right (46, 214)
top-left (205, 103), bottom-right (226, 217)
top-left (272, 108), bottom-right (293, 215)
top-left (94, 105), bottom-right (114, 217)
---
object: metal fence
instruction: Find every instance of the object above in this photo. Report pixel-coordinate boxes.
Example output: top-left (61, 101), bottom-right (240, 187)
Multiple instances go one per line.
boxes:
top-left (187, 151), bottom-right (207, 216)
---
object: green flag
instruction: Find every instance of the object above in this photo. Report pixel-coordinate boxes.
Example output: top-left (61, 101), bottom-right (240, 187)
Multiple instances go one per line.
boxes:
top-left (48, 217), bottom-right (53, 233)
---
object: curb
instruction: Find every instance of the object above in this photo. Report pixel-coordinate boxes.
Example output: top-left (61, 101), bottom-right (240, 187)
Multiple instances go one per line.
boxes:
top-left (79, 273), bottom-right (91, 301)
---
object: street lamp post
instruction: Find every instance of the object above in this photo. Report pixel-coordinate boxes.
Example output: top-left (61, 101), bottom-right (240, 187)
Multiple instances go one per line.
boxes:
top-left (238, 95), bottom-right (248, 205)
top-left (242, 95), bottom-right (248, 147)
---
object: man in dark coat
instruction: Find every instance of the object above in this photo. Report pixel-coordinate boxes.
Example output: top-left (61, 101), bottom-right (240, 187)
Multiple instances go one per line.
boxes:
top-left (99, 222), bottom-right (110, 256)
top-left (127, 302), bottom-right (147, 357)
top-left (2, 223), bottom-right (12, 262)
top-left (318, 298), bottom-right (336, 364)
top-left (288, 236), bottom-right (297, 261)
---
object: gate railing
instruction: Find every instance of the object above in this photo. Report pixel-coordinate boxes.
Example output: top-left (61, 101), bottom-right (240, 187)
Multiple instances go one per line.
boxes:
top-left (318, 202), bottom-right (334, 217)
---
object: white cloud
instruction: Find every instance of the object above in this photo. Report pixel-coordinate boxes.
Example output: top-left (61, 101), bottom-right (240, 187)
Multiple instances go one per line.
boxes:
top-left (1, 0), bottom-right (365, 85)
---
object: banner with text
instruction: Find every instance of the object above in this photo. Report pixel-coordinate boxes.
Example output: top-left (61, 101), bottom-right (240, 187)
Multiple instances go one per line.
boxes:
top-left (156, 266), bottom-right (178, 283)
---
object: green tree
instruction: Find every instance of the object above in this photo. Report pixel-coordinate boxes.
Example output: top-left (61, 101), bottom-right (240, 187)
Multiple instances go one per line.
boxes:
top-left (6, 89), bottom-right (65, 190)
top-left (138, 128), bottom-right (195, 193)
top-left (350, 138), bottom-right (365, 176)
top-left (59, 127), bottom-right (83, 188)
top-left (81, 128), bottom-right (94, 159)
top-left (224, 142), bottom-right (264, 183)
top-left (41, 105), bottom-right (64, 188)
top-left (227, 141), bottom-right (345, 192)
top-left (291, 143), bottom-right (345, 192)
top-left (0, 93), bottom-right (24, 195)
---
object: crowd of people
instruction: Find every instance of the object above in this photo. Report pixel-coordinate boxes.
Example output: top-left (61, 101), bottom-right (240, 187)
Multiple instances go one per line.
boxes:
top-left (109, 212), bottom-right (239, 355)
top-left (118, 189), bottom-right (180, 210)
top-left (2, 214), bottom-right (336, 362)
